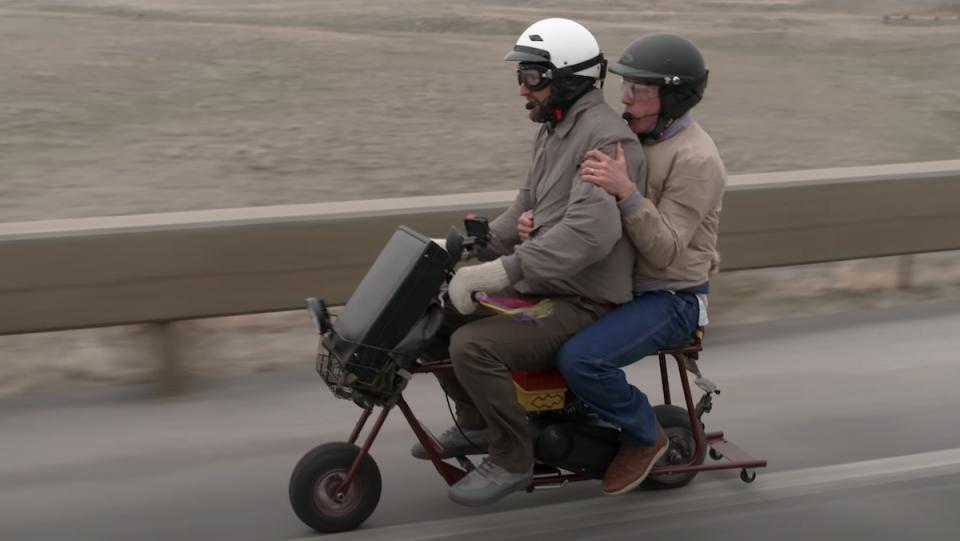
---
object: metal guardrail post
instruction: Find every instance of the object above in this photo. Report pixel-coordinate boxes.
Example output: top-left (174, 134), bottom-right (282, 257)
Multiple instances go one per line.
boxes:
top-left (897, 255), bottom-right (915, 290)
top-left (147, 321), bottom-right (187, 395)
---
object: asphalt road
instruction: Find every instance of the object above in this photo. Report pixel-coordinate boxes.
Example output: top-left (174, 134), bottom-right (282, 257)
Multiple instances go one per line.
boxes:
top-left (2, 301), bottom-right (959, 540)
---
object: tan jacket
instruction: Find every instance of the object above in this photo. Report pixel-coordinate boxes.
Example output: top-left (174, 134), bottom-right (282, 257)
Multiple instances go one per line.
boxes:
top-left (619, 120), bottom-right (726, 292)
top-left (486, 89), bottom-right (647, 305)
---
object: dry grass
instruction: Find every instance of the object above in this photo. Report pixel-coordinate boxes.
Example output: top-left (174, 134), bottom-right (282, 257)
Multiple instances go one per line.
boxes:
top-left (2, 0), bottom-right (959, 221)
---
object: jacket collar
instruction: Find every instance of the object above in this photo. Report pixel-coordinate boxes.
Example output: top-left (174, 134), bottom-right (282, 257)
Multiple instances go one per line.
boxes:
top-left (551, 88), bottom-right (605, 138)
top-left (648, 114), bottom-right (693, 144)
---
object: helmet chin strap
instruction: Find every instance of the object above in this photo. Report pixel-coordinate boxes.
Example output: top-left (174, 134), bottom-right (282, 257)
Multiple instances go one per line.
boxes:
top-left (622, 111), bottom-right (657, 140)
top-left (622, 112), bottom-right (657, 122)
top-left (623, 112), bottom-right (673, 142)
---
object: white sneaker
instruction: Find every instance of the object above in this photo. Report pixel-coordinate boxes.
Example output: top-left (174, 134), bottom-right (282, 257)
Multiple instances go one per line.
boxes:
top-left (410, 425), bottom-right (490, 460)
top-left (448, 458), bottom-right (533, 507)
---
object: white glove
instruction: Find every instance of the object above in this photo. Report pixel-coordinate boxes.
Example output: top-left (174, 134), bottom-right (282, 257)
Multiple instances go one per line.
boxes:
top-left (430, 238), bottom-right (446, 250)
top-left (448, 259), bottom-right (510, 314)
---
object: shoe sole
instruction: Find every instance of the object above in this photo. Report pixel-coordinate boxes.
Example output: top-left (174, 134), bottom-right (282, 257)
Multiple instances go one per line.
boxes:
top-left (601, 442), bottom-right (669, 496)
top-left (411, 444), bottom-right (489, 460)
top-left (448, 475), bottom-right (533, 507)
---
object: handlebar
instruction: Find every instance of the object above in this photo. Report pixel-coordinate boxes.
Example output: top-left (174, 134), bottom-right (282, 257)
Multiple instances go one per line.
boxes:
top-left (443, 215), bottom-right (490, 270)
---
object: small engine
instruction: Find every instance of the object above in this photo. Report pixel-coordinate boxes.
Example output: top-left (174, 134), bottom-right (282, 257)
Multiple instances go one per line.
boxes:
top-left (534, 420), bottom-right (620, 479)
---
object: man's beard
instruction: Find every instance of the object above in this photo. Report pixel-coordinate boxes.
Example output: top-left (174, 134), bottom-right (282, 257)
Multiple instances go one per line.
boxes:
top-left (526, 98), bottom-right (547, 122)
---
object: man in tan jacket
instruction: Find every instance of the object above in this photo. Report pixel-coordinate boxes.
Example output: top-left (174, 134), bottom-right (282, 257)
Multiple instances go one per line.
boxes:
top-left (519, 32), bottom-right (726, 495)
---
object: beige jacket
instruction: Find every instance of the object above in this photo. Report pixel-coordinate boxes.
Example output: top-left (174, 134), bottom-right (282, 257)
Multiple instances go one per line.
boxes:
top-left (618, 120), bottom-right (726, 292)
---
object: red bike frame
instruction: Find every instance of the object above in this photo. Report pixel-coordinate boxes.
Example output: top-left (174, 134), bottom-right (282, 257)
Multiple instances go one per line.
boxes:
top-left (335, 345), bottom-right (767, 494)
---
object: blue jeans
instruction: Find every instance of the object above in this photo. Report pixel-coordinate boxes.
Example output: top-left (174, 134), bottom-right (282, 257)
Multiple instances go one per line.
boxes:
top-left (556, 291), bottom-right (700, 446)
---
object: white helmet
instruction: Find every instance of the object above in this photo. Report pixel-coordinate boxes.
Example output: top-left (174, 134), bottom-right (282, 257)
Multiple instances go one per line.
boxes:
top-left (504, 18), bottom-right (606, 81)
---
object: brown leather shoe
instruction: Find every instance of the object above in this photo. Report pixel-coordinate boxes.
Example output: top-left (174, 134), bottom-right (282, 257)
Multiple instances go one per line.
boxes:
top-left (602, 424), bottom-right (669, 495)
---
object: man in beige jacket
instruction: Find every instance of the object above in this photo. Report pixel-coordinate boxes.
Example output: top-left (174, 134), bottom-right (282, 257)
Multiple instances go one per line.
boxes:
top-left (519, 32), bottom-right (727, 495)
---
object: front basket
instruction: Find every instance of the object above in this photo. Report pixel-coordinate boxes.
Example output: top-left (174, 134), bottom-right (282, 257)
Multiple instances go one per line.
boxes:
top-left (316, 331), bottom-right (405, 406)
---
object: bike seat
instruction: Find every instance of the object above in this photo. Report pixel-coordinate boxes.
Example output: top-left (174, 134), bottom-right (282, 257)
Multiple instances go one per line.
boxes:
top-left (657, 326), bottom-right (705, 358)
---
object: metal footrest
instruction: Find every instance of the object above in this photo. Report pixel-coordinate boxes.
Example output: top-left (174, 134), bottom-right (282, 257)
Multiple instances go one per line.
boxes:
top-left (705, 431), bottom-right (768, 471)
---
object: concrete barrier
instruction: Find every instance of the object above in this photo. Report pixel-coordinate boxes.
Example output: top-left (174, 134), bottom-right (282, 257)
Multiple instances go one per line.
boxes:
top-left (2, 160), bottom-right (959, 337)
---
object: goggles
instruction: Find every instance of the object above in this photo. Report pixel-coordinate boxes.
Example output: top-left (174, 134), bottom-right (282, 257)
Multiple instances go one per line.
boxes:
top-left (621, 80), bottom-right (659, 101)
top-left (517, 65), bottom-right (552, 91)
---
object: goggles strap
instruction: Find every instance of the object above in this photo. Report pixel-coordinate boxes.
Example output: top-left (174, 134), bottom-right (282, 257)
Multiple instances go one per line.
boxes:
top-left (551, 53), bottom-right (606, 79)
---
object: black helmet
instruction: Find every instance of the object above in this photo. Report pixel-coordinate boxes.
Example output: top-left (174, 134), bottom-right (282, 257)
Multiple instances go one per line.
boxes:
top-left (611, 33), bottom-right (709, 139)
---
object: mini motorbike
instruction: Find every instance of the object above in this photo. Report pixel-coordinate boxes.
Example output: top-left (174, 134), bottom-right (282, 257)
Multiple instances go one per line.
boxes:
top-left (289, 220), bottom-right (767, 534)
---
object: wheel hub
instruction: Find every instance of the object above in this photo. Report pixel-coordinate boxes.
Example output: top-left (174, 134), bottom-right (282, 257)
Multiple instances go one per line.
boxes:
top-left (313, 470), bottom-right (361, 516)
top-left (664, 432), bottom-right (694, 465)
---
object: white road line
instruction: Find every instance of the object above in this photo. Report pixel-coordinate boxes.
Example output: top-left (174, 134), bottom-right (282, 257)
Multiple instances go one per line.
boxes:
top-left (288, 448), bottom-right (960, 541)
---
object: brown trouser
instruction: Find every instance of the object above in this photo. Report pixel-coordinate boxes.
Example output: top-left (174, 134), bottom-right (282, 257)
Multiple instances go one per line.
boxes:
top-left (424, 297), bottom-right (608, 473)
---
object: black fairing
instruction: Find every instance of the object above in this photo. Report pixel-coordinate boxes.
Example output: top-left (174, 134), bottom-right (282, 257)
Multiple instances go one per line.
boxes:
top-left (328, 226), bottom-right (449, 384)
top-left (389, 305), bottom-right (445, 370)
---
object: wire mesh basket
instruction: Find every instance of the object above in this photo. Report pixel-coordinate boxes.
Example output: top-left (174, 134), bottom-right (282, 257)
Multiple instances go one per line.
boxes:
top-left (316, 330), bottom-right (406, 405)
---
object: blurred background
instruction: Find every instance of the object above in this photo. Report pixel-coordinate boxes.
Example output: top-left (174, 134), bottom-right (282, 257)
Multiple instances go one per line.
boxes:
top-left (1, 1), bottom-right (959, 540)
top-left (3, 0), bottom-right (960, 221)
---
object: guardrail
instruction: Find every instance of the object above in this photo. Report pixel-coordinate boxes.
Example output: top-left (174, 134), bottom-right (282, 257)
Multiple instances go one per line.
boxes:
top-left (3, 160), bottom-right (960, 390)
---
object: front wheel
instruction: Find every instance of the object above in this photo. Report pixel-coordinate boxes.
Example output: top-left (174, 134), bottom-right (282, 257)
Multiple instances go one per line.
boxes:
top-left (289, 442), bottom-right (382, 533)
top-left (643, 404), bottom-right (707, 489)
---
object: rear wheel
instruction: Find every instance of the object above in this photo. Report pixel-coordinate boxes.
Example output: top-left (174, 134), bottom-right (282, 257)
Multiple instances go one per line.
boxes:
top-left (643, 404), bottom-right (707, 489)
top-left (289, 442), bottom-right (382, 533)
